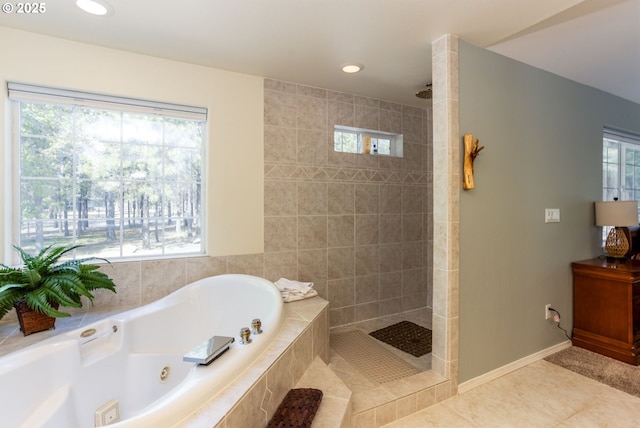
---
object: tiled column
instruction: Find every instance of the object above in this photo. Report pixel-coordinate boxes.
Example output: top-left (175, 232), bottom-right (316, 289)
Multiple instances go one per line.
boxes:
top-left (431, 34), bottom-right (459, 396)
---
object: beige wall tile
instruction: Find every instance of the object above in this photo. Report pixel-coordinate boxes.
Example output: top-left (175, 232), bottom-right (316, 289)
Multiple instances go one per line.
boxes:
top-left (264, 89), bottom-right (296, 128)
top-left (402, 213), bottom-right (423, 242)
top-left (330, 306), bottom-right (355, 327)
top-left (140, 258), bottom-right (186, 304)
top-left (380, 271), bottom-right (402, 299)
top-left (355, 244), bottom-right (379, 276)
top-left (403, 268), bottom-right (424, 295)
top-left (292, 326), bottom-right (313, 383)
top-left (403, 185), bottom-right (423, 213)
top-left (328, 247), bottom-right (355, 280)
top-left (265, 180), bottom-right (297, 216)
top-left (355, 105), bottom-right (380, 130)
top-left (356, 214), bottom-right (379, 245)
top-left (355, 184), bottom-right (380, 214)
top-left (298, 249), bottom-right (328, 282)
top-left (328, 99), bottom-right (355, 128)
top-left (397, 394), bottom-right (417, 420)
top-left (328, 215), bottom-right (355, 248)
top-left (355, 301), bottom-right (379, 322)
top-left (265, 347), bottom-right (295, 418)
top-left (263, 251), bottom-right (297, 282)
top-left (328, 278), bottom-right (355, 308)
top-left (264, 125), bottom-right (296, 163)
top-left (402, 112), bottom-right (423, 143)
top-left (227, 253), bottom-right (264, 276)
top-left (328, 183), bottom-right (355, 215)
top-left (298, 216), bottom-right (328, 250)
top-left (313, 307), bottom-right (329, 362)
top-left (402, 241), bottom-right (423, 270)
top-left (375, 401), bottom-right (397, 427)
top-left (225, 376), bottom-right (269, 428)
top-left (96, 261), bottom-right (141, 308)
top-left (380, 214), bottom-right (402, 244)
top-left (380, 184), bottom-right (402, 214)
top-left (379, 109), bottom-right (402, 134)
top-left (355, 274), bottom-right (379, 304)
top-left (264, 217), bottom-right (297, 252)
top-left (297, 129), bottom-right (328, 165)
top-left (298, 182), bottom-right (328, 215)
top-left (380, 297), bottom-right (403, 316)
top-left (380, 243), bottom-right (402, 273)
top-left (186, 256), bottom-right (228, 283)
top-left (297, 95), bottom-right (327, 131)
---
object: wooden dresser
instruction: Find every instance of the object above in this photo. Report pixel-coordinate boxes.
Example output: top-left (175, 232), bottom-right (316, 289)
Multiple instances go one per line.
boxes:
top-left (571, 258), bottom-right (640, 365)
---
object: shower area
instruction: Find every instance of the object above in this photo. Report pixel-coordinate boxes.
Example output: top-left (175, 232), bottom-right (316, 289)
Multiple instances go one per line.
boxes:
top-left (264, 77), bottom-right (436, 418)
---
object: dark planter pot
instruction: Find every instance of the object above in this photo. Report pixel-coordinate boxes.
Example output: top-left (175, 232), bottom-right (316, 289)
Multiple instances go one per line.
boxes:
top-left (13, 299), bottom-right (58, 336)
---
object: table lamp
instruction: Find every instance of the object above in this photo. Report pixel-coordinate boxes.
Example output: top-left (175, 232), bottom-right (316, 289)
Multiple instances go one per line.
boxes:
top-left (595, 199), bottom-right (639, 259)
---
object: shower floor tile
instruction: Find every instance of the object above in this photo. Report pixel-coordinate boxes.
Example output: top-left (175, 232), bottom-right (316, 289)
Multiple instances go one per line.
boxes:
top-left (329, 308), bottom-right (442, 415)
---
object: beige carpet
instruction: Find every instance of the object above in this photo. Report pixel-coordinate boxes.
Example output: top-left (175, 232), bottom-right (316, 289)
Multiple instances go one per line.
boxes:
top-left (331, 329), bottom-right (419, 384)
top-left (544, 346), bottom-right (640, 398)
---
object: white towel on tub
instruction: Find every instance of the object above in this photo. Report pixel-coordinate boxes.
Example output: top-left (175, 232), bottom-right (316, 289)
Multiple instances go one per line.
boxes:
top-left (274, 278), bottom-right (318, 302)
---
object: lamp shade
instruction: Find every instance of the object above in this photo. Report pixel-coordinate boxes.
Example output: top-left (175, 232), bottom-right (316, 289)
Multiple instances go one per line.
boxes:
top-left (595, 200), bottom-right (639, 227)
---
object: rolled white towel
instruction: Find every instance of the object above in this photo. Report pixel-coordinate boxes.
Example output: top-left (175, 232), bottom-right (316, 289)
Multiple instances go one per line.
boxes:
top-left (274, 278), bottom-right (318, 302)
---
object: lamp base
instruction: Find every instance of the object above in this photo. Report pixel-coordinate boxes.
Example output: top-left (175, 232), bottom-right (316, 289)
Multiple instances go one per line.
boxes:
top-left (605, 226), bottom-right (631, 259)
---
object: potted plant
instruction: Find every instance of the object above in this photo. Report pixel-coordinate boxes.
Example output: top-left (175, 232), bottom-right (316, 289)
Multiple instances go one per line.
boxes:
top-left (0, 244), bottom-right (116, 335)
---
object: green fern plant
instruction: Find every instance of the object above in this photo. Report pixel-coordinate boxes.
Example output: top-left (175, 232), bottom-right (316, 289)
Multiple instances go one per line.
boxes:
top-left (0, 244), bottom-right (116, 319)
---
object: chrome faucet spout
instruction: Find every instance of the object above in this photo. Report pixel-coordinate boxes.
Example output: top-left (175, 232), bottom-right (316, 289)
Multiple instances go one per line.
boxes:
top-left (183, 336), bottom-right (235, 365)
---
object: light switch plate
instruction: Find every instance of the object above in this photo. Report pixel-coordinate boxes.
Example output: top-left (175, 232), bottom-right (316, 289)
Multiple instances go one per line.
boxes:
top-left (545, 208), bottom-right (560, 223)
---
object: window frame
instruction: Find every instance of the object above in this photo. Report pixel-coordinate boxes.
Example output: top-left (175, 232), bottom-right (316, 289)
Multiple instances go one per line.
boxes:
top-left (6, 83), bottom-right (208, 263)
top-left (601, 127), bottom-right (640, 246)
top-left (334, 125), bottom-right (403, 157)
top-left (603, 128), bottom-right (640, 203)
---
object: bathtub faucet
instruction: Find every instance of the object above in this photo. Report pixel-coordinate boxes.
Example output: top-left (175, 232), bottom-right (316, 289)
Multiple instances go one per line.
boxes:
top-left (183, 335), bottom-right (235, 365)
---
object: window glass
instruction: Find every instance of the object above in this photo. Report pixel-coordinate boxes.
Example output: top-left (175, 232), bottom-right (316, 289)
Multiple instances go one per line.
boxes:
top-left (10, 87), bottom-right (206, 260)
top-left (333, 125), bottom-right (402, 157)
top-left (602, 130), bottom-right (640, 244)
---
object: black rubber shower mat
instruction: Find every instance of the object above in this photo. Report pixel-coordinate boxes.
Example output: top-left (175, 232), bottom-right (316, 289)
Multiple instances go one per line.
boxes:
top-left (369, 320), bottom-right (432, 357)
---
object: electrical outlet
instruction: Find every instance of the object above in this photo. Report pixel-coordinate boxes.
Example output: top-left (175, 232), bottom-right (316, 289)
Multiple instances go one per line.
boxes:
top-left (545, 304), bottom-right (552, 320)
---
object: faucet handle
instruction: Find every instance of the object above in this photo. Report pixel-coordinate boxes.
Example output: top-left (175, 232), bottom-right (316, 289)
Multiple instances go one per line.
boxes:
top-left (251, 318), bottom-right (262, 335)
top-left (239, 327), bottom-right (252, 344)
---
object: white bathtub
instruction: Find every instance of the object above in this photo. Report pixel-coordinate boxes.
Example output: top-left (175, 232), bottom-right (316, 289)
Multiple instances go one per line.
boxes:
top-left (0, 274), bottom-right (284, 428)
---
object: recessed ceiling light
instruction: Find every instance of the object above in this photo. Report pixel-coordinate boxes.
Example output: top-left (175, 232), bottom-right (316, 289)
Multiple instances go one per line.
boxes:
top-left (342, 64), bottom-right (363, 74)
top-left (76, 0), bottom-right (112, 16)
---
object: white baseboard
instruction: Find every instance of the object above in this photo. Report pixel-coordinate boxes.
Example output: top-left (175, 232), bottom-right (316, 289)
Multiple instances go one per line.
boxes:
top-left (457, 340), bottom-right (572, 394)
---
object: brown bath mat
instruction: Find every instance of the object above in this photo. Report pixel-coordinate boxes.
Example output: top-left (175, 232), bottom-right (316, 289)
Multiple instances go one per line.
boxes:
top-left (267, 388), bottom-right (323, 428)
top-left (369, 321), bottom-right (432, 357)
top-left (331, 329), bottom-right (420, 384)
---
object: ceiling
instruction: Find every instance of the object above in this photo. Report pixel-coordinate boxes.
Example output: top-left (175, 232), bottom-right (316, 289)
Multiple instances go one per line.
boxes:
top-left (0, 0), bottom-right (638, 107)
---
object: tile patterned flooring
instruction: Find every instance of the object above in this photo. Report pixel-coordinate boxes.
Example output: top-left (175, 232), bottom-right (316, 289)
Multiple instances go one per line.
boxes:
top-left (382, 358), bottom-right (640, 427)
top-left (329, 310), bottom-right (444, 422)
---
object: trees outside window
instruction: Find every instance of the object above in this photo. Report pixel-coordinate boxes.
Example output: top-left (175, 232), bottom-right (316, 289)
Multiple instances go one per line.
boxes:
top-left (11, 86), bottom-right (206, 260)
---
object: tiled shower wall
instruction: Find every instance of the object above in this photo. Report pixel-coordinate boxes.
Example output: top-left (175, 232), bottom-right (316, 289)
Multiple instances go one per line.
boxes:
top-left (263, 79), bottom-right (433, 328)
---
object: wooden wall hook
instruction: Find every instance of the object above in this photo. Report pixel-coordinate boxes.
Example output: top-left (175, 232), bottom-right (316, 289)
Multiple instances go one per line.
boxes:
top-left (463, 134), bottom-right (484, 190)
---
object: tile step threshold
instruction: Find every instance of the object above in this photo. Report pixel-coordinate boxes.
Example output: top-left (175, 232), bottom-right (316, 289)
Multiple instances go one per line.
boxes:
top-left (294, 356), bottom-right (352, 428)
top-left (347, 368), bottom-right (449, 427)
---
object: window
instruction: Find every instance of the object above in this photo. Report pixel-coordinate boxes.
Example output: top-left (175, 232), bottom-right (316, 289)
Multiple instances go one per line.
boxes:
top-left (334, 125), bottom-right (402, 157)
top-left (602, 128), bottom-right (640, 244)
top-left (8, 83), bottom-right (207, 260)
top-left (603, 128), bottom-right (640, 204)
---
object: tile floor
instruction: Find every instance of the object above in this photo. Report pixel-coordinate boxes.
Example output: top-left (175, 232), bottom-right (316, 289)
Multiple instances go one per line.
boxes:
top-left (329, 310), bottom-right (445, 421)
top-left (381, 358), bottom-right (640, 427)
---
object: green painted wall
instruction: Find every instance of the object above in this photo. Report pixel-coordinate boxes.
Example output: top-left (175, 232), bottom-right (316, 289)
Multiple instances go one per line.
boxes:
top-left (458, 40), bottom-right (640, 383)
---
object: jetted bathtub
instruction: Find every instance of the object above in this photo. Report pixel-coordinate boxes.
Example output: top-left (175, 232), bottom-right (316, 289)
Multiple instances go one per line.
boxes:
top-left (0, 274), bottom-right (284, 427)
